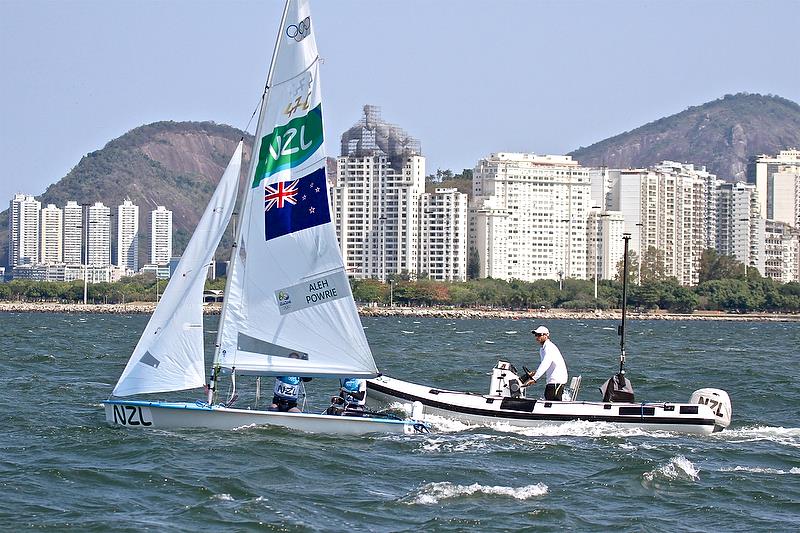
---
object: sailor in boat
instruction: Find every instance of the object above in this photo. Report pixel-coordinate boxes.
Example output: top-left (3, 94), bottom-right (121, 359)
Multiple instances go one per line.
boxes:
top-left (326, 377), bottom-right (367, 415)
top-left (521, 326), bottom-right (569, 401)
top-left (269, 376), bottom-right (303, 413)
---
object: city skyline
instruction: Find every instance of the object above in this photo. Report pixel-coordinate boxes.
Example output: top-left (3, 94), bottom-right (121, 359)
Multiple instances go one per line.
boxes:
top-left (2, 0), bottom-right (799, 204)
top-left (8, 197), bottom-right (172, 269)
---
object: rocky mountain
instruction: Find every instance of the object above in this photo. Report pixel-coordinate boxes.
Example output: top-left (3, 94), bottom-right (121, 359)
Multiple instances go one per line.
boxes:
top-left (4, 93), bottom-right (800, 268)
top-left (569, 93), bottom-right (800, 180)
top-left (1, 121), bottom-right (252, 267)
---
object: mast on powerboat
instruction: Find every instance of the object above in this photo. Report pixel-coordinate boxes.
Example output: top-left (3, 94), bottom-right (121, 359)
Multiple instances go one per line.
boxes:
top-left (601, 233), bottom-right (635, 402)
top-left (618, 233), bottom-right (629, 379)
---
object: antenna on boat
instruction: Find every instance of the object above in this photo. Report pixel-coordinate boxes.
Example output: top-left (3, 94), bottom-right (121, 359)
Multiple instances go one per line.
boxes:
top-left (600, 233), bottom-right (636, 402)
top-left (618, 233), bottom-right (631, 378)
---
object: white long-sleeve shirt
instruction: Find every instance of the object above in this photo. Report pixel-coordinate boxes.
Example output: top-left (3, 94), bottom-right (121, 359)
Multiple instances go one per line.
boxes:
top-left (532, 339), bottom-right (568, 384)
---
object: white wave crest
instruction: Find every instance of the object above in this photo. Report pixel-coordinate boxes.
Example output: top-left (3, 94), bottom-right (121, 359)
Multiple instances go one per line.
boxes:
top-left (211, 493), bottom-right (235, 501)
top-left (406, 481), bottom-right (548, 505)
top-left (644, 455), bottom-right (699, 482)
top-left (717, 426), bottom-right (800, 448)
top-left (490, 419), bottom-right (670, 439)
top-left (419, 435), bottom-right (494, 453)
top-left (423, 413), bottom-right (478, 433)
top-left (720, 465), bottom-right (800, 475)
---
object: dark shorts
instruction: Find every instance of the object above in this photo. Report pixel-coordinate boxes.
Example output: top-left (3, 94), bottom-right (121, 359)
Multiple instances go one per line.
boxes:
top-left (270, 396), bottom-right (298, 412)
top-left (544, 383), bottom-right (565, 401)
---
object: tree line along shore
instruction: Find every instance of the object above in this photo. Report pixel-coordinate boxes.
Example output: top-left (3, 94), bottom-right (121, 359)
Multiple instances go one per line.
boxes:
top-left (1, 301), bottom-right (798, 322)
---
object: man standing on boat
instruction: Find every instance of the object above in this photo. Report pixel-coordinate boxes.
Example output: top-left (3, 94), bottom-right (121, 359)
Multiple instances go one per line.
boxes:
top-left (526, 326), bottom-right (568, 401)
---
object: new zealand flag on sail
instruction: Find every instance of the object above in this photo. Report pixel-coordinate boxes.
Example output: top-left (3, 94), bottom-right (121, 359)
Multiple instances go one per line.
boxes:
top-left (264, 166), bottom-right (330, 241)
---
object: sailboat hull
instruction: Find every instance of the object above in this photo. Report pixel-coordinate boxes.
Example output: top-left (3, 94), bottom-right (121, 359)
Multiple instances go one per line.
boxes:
top-left (367, 376), bottom-right (721, 435)
top-left (102, 400), bottom-right (427, 435)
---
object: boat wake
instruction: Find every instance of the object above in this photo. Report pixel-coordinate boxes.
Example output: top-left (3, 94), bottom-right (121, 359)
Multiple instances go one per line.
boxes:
top-left (403, 481), bottom-right (548, 505)
top-left (715, 426), bottom-right (800, 447)
top-left (643, 455), bottom-right (700, 484)
top-left (422, 415), bottom-right (677, 439)
top-left (489, 420), bottom-right (671, 439)
top-left (418, 434), bottom-right (499, 454)
top-left (719, 465), bottom-right (800, 475)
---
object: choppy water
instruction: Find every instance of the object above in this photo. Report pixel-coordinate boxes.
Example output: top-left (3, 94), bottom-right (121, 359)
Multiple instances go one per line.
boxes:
top-left (1, 313), bottom-right (798, 531)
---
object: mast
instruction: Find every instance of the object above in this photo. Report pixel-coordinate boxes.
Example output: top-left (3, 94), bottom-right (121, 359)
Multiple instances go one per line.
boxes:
top-left (207, 0), bottom-right (292, 404)
top-left (618, 233), bottom-right (631, 378)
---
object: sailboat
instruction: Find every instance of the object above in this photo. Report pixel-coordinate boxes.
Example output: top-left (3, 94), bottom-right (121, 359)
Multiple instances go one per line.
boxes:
top-left (103, 0), bottom-right (426, 435)
top-left (367, 235), bottom-right (733, 435)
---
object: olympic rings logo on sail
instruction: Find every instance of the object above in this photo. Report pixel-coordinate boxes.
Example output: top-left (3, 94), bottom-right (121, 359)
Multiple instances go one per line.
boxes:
top-left (286, 17), bottom-right (311, 42)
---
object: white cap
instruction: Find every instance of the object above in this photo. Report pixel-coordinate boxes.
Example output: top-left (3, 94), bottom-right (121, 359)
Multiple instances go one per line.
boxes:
top-left (532, 326), bottom-right (549, 335)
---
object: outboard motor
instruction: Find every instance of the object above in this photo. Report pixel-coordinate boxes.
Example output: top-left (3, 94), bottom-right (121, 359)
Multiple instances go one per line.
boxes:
top-left (690, 388), bottom-right (732, 431)
top-left (489, 360), bottom-right (526, 398)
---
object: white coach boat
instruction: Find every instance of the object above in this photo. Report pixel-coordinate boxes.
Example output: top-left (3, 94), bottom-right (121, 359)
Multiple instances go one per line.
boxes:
top-left (367, 235), bottom-right (732, 436)
top-left (103, 0), bottom-right (426, 435)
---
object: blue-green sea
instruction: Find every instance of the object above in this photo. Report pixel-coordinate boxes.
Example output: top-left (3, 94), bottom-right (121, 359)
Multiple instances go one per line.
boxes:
top-left (1, 313), bottom-right (798, 531)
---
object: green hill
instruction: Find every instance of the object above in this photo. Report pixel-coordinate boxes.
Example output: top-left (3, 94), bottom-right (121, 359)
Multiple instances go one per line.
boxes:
top-left (1, 121), bottom-right (252, 266)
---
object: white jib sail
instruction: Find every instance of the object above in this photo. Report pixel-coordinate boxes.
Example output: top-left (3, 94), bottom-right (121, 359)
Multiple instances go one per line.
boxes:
top-left (217, 0), bottom-right (377, 378)
top-left (112, 142), bottom-right (243, 396)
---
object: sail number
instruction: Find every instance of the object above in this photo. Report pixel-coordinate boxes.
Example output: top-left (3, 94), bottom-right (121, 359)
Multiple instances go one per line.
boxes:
top-left (696, 396), bottom-right (723, 417)
top-left (111, 404), bottom-right (153, 426)
top-left (267, 125), bottom-right (314, 160)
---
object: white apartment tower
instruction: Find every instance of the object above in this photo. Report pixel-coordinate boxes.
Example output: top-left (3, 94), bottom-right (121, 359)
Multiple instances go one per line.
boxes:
top-left (587, 210), bottom-right (625, 281)
top-left (609, 162), bottom-right (713, 285)
top-left (332, 105), bottom-right (425, 280)
top-left (419, 188), bottom-right (469, 281)
top-left (8, 194), bottom-right (41, 267)
top-left (62, 201), bottom-right (83, 265)
top-left (150, 206), bottom-right (173, 265)
top-left (86, 202), bottom-right (111, 266)
top-left (469, 153), bottom-right (591, 282)
top-left (39, 204), bottom-right (63, 264)
top-left (748, 149), bottom-right (800, 225)
top-left (756, 219), bottom-right (800, 283)
top-left (116, 200), bottom-right (139, 271)
top-left (716, 182), bottom-right (759, 272)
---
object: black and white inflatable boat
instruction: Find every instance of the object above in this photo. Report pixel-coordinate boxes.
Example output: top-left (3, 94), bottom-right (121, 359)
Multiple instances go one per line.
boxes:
top-left (367, 234), bottom-right (732, 436)
top-left (367, 361), bottom-right (732, 435)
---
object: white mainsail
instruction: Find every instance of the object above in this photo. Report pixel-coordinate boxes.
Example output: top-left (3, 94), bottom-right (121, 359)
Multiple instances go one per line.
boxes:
top-left (216, 0), bottom-right (376, 378)
top-left (112, 142), bottom-right (243, 396)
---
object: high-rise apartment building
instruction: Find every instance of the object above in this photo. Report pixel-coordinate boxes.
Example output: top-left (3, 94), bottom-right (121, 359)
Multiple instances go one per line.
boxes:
top-left (86, 202), bottom-right (111, 266)
top-left (419, 188), bottom-right (469, 281)
top-left (332, 105), bottom-right (425, 280)
top-left (116, 200), bottom-right (139, 271)
top-left (748, 149), bottom-right (800, 225)
top-left (756, 219), bottom-right (800, 283)
top-left (39, 204), bottom-right (63, 264)
top-left (150, 206), bottom-right (173, 265)
top-left (587, 210), bottom-right (625, 281)
top-left (469, 152), bottom-right (591, 282)
top-left (716, 182), bottom-right (759, 272)
top-left (609, 162), bottom-right (713, 285)
top-left (8, 194), bottom-right (41, 267)
top-left (62, 201), bottom-right (83, 265)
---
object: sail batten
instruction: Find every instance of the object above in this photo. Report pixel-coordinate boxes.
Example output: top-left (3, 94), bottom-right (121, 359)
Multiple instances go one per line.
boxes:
top-left (217, 0), bottom-right (377, 378)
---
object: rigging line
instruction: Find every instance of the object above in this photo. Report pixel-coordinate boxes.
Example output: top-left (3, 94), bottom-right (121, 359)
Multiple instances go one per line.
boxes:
top-left (242, 92), bottom-right (265, 135)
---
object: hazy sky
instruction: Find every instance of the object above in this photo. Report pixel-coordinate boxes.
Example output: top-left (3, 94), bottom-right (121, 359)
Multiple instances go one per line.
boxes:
top-left (2, 0), bottom-right (799, 204)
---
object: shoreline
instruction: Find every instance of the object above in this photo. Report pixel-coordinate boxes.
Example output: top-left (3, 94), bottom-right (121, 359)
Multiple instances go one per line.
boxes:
top-left (1, 301), bottom-right (799, 321)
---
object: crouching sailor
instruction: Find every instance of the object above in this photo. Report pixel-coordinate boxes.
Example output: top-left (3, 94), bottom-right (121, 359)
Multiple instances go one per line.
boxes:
top-left (269, 376), bottom-right (302, 413)
top-left (326, 377), bottom-right (366, 415)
